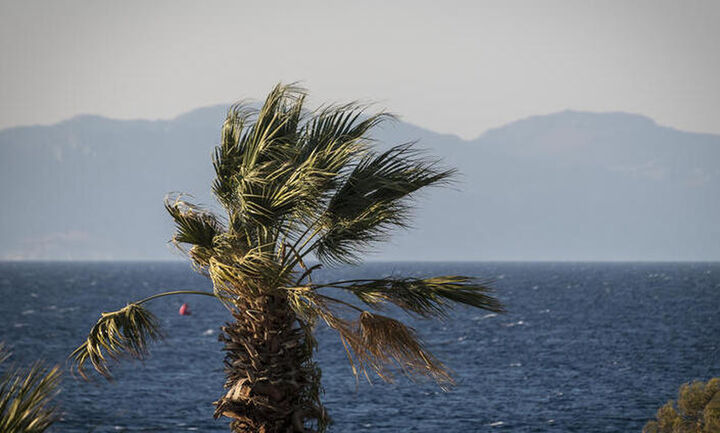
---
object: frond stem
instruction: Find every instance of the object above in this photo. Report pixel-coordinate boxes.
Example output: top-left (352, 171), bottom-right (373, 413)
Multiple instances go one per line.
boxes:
top-left (304, 278), bottom-right (388, 290)
top-left (136, 290), bottom-right (218, 305)
top-left (279, 223), bottom-right (324, 277)
top-left (314, 293), bottom-right (365, 313)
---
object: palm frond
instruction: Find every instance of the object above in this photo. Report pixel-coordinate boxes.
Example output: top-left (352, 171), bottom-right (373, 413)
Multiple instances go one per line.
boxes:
top-left (71, 303), bottom-right (162, 380)
top-left (267, 106), bottom-right (393, 247)
top-left (249, 83), bottom-right (306, 160)
top-left (329, 276), bottom-right (505, 318)
top-left (283, 291), bottom-right (453, 386)
top-left (300, 104), bottom-right (381, 158)
top-left (296, 105), bottom-right (392, 186)
top-left (208, 245), bottom-right (291, 298)
top-left (0, 343), bottom-right (9, 364)
top-left (218, 86), bottom-right (312, 236)
top-left (315, 143), bottom-right (455, 264)
top-left (213, 102), bottom-right (258, 209)
top-left (0, 343), bottom-right (60, 433)
top-left (329, 309), bottom-right (452, 385)
top-left (356, 311), bottom-right (452, 384)
top-left (210, 87), bottom-right (403, 257)
top-left (165, 194), bottom-right (224, 254)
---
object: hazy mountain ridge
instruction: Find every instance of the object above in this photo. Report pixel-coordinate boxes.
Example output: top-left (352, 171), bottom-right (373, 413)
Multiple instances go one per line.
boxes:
top-left (1, 107), bottom-right (718, 261)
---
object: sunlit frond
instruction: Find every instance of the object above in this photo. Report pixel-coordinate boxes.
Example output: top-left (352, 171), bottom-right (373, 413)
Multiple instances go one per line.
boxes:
top-left (213, 102), bottom-right (258, 209)
top-left (165, 194), bottom-right (224, 255)
top-left (209, 88), bottom-right (409, 258)
top-left (213, 89), bottom-right (313, 244)
top-left (209, 246), bottom-right (290, 298)
top-left (0, 343), bottom-right (60, 433)
top-left (71, 303), bottom-right (162, 380)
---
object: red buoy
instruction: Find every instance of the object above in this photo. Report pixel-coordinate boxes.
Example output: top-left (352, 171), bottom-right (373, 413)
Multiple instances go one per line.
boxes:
top-left (179, 303), bottom-right (191, 316)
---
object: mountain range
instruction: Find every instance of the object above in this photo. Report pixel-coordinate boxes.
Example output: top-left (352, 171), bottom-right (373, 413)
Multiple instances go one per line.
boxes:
top-left (1, 106), bottom-right (718, 261)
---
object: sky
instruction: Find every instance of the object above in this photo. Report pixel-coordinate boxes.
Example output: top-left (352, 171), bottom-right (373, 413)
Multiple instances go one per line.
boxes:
top-left (1, 0), bottom-right (719, 139)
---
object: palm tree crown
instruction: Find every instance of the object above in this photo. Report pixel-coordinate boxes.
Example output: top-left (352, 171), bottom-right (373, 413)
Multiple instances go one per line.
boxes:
top-left (73, 83), bottom-right (504, 432)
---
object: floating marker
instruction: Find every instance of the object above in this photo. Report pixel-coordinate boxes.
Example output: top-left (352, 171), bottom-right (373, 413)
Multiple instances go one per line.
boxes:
top-left (179, 303), bottom-right (191, 316)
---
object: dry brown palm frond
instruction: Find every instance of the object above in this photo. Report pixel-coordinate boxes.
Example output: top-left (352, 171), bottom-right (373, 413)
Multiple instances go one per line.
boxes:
top-left (284, 290), bottom-right (453, 387)
top-left (0, 343), bottom-right (61, 433)
top-left (357, 312), bottom-right (452, 383)
top-left (70, 303), bottom-right (162, 380)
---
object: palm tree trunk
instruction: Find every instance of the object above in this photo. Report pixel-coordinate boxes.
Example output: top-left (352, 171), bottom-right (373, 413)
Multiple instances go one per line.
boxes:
top-left (214, 293), bottom-right (326, 433)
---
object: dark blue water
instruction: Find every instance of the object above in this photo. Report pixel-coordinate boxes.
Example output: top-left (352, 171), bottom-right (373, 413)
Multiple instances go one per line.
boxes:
top-left (1, 262), bottom-right (718, 432)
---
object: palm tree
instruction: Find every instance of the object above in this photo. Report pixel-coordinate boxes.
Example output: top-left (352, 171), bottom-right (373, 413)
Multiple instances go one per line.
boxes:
top-left (72, 83), bottom-right (504, 433)
top-left (0, 343), bottom-right (61, 433)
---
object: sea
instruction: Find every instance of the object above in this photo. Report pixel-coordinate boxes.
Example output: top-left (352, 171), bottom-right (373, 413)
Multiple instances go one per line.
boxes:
top-left (1, 261), bottom-right (718, 432)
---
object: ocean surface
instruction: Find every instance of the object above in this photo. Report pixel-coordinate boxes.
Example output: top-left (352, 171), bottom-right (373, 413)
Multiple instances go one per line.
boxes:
top-left (0, 261), bottom-right (718, 432)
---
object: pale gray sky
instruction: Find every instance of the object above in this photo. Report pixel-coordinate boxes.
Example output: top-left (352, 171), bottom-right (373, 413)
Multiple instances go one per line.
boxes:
top-left (1, 0), bottom-right (719, 139)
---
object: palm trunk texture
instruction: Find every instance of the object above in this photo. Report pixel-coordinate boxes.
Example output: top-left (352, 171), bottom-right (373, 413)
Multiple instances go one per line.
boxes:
top-left (214, 293), bottom-right (327, 433)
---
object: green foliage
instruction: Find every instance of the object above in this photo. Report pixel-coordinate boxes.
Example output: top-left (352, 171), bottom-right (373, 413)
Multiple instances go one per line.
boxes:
top-left (0, 343), bottom-right (60, 433)
top-left (643, 377), bottom-right (720, 433)
top-left (180, 84), bottom-right (455, 267)
top-left (165, 194), bottom-right (224, 250)
top-left (71, 303), bottom-right (162, 379)
top-left (316, 276), bottom-right (503, 318)
top-left (317, 143), bottom-right (454, 264)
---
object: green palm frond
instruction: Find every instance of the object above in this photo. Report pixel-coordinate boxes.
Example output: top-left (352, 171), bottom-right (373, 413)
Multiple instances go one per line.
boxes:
top-left (267, 109), bottom-right (389, 245)
top-left (71, 303), bottom-right (162, 379)
top-left (165, 194), bottom-right (224, 253)
top-left (213, 103), bottom-right (257, 209)
top-left (297, 105), bottom-right (391, 186)
top-left (209, 87), bottom-right (410, 260)
top-left (328, 276), bottom-right (505, 318)
top-left (219, 84), bottom-right (310, 233)
top-left (0, 343), bottom-right (60, 433)
top-left (315, 143), bottom-right (454, 264)
top-left (72, 290), bottom-right (217, 380)
top-left (249, 83), bottom-right (305, 159)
